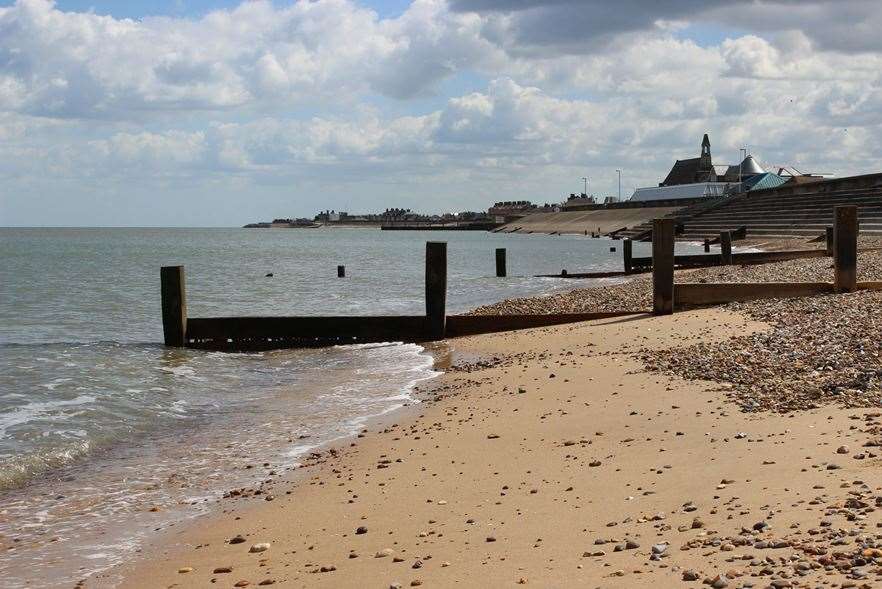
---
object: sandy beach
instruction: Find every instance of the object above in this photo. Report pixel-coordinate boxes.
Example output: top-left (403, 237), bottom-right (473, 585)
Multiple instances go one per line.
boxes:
top-left (87, 248), bottom-right (882, 589)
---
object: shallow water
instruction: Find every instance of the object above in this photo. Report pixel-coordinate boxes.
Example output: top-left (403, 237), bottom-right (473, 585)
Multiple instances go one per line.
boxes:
top-left (0, 227), bottom-right (697, 587)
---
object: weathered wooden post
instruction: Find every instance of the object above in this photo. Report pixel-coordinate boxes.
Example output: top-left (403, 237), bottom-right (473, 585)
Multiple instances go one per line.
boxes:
top-left (720, 231), bottom-right (733, 265)
top-left (161, 266), bottom-right (187, 347)
top-left (495, 248), bottom-right (507, 277)
top-left (623, 239), bottom-right (633, 275)
top-left (834, 206), bottom-right (858, 292)
top-left (338, 265), bottom-right (346, 278)
top-left (825, 227), bottom-right (834, 256)
top-left (652, 219), bottom-right (675, 315)
top-left (703, 239), bottom-right (710, 253)
top-left (425, 242), bottom-right (447, 339)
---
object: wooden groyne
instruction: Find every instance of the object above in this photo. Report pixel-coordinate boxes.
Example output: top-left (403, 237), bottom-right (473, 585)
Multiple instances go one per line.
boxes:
top-left (161, 242), bottom-right (644, 351)
top-left (663, 205), bottom-right (879, 309)
top-left (161, 206), bottom-right (876, 351)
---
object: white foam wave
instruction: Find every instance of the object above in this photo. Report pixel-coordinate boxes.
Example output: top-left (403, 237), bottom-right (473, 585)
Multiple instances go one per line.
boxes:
top-left (0, 395), bottom-right (96, 437)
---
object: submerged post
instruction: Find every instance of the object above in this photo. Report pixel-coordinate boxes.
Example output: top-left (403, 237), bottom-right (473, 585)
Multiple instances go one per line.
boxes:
top-left (720, 231), bottom-right (733, 265)
top-left (623, 239), bottom-right (633, 274)
top-left (825, 227), bottom-right (834, 256)
top-left (160, 266), bottom-right (187, 347)
top-left (338, 265), bottom-right (346, 278)
top-left (426, 242), bottom-right (447, 339)
top-left (652, 219), bottom-right (675, 315)
top-left (703, 239), bottom-right (710, 253)
top-left (834, 205), bottom-right (858, 292)
top-left (495, 248), bottom-right (507, 277)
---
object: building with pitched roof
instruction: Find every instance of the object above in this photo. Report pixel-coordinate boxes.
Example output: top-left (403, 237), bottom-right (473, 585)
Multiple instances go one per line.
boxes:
top-left (659, 134), bottom-right (717, 186)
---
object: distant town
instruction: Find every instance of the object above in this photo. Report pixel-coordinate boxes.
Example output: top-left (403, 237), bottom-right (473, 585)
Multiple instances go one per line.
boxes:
top-left (243, 202), bottom-right (561, 230)
top-left (245, 133), bottom-right (834, 234)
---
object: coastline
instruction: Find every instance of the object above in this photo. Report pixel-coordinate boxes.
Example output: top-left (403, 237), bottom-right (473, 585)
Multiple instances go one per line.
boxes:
top-left (91, 276), bottom-right (882, 588)
top-left (75, 241), bottom-right (882, 588)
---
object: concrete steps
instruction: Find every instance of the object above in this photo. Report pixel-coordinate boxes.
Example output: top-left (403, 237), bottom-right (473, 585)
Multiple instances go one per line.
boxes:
top-left (619, 179), bottom-right (882, 241)
top-left (677, 184), bottom-right (882, 239)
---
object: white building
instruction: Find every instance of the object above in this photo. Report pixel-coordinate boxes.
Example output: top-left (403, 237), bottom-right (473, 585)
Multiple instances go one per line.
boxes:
top-left (630, 182), bottom-right (734, 202)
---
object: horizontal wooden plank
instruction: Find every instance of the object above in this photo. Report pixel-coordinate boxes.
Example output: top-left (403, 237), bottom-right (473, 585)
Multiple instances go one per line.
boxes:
top-left (731, 249), bottom-right (827, 264)
top-left (857, 281), bottom-right (882, 291)
top-left (631, 253), bottom-right (722, 268)
top-left (632, 249), bottom-right (831, 270)
top-left (446, 311), bottom-right (647, 337)
top-left (187, 316), bottom-right (428, 341)
top-left (533, 270), bottom-right (633, 279)
top-left (675, 282), bottom-right (834, 308)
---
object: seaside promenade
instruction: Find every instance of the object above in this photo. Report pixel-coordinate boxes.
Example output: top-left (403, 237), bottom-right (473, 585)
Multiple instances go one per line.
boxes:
top-left (92, 242), bottom-right (882, 589)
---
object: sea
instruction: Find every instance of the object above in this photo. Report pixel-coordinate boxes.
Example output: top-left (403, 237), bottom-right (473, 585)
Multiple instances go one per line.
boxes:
top-left (0, 227), bottom-right (700, 587)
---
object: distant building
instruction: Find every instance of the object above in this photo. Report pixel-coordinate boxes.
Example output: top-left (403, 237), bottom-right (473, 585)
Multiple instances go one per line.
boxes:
top-left (717, 154), bottom-right (765, 183)
top-left (631, 182), bottom-right (732, 202)
top-left (632, 134), bottom-right (800, 202)
top-left (660, 134), bottom-right (717, 186)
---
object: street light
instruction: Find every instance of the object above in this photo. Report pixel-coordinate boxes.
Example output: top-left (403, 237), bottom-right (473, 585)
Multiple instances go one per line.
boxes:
top-left (615, 169), bottom-right (622, 201)
top-left (739, 147), bottom-right (747, 187)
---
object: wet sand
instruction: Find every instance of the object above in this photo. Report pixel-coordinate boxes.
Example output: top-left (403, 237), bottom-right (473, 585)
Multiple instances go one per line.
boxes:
top-left (89, 304), bottom-right (882, 588)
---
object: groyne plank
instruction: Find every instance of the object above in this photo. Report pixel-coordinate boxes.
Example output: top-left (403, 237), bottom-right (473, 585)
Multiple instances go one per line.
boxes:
top-left (426, 242), bottom-right (448, 339)
top-left (533, 270), bottom-right (633, 279)
top-left (652, 218), bottom-right (675, 315)
top-left (187, 316), bottom-right (428, 342)
top-left (160, 266), bottom-right (187, 347)
top-left (675, 282), bottom-right (834, 308)
top-left (631, 248), bottom-right (829, 271)
top-left (445, 311), bottom-right (647, 337)
top-left (834, 205), bottom-right (858, 292)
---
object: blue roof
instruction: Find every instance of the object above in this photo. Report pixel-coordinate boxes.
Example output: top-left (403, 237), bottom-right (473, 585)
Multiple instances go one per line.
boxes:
top-left (743, 172), bottom-right (787, 192)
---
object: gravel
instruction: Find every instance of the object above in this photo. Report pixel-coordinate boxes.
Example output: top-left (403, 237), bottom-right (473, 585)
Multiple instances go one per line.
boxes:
top-left (468, 248), bottom-right (882, 414)
top-left (644, 289), bottom-right (882, 412)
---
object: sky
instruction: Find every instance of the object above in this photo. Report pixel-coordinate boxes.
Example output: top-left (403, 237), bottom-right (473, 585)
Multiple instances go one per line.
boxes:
top-left (1, 0), bottom-right (881, 226)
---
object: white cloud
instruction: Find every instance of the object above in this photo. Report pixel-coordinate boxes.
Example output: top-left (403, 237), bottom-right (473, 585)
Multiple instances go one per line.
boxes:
top-left (0, 0), bottom-right (498, 118)
top-left (1, 0), bottom-right (881, 225)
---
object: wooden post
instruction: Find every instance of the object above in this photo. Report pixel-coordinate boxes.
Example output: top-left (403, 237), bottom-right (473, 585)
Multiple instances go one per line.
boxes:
top-left (720, 231), bottom-right (733, 265)
top-left (425, 242), bottom-right (447, 339)
top-left (338, 265), bottom-right (346, 278)
top-left (834, 205), bottom-right (858, 292)
top-left (495, 248), bottom-right (507, 277)
top-left (652, 219), bottom-right (675, 315)
top-left (623, 239), bottom-right (633, 274)
top-left (161, 266), bottom-right (187, 347)
top-left (703, 239), bottom-right (710, 253)
top-left (825, 227), bottom-right (834, 256)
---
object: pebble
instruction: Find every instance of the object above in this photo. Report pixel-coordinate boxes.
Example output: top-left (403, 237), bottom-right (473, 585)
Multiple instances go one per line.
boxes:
top-left (249, 543), bottom-right (270, 553)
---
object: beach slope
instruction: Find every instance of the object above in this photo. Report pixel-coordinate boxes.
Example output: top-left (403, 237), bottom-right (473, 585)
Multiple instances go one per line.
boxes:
top-left (94, 306), bottom-right (881, 588)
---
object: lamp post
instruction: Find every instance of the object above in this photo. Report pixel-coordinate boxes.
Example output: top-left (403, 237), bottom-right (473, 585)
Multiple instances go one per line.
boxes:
top-left (739, 147), bottom-right (747, 189)
top-left (616, 169), bottom-right (622, 201)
